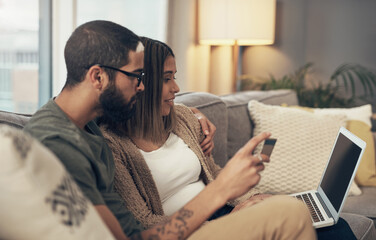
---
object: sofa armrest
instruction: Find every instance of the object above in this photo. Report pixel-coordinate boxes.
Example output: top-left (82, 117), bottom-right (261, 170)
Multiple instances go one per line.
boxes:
top-left (0, 110), bottom-right (31, 129)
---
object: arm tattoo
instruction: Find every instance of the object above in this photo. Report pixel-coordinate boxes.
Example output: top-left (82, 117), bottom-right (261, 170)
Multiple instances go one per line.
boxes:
top-left (130, 208), bottom-right (194, 240)
top-left (156, 208), bottom-right (193, 238)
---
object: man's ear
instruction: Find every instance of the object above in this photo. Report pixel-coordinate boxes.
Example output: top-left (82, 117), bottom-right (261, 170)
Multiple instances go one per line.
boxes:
top-left (87, 65), bottom-right (104, 90)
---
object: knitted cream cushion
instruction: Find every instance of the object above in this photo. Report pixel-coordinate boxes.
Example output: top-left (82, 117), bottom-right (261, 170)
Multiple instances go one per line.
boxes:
top-left (0, 125), bottom-right (114, 240)
top-left (248, 100), bottom-right (361, 195)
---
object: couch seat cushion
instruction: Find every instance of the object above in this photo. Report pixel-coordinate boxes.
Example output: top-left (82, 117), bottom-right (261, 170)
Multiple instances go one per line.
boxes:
top-left (340, 213), bottom-right (376, 240)
top-left (344, 187), bottom-right (376, 219)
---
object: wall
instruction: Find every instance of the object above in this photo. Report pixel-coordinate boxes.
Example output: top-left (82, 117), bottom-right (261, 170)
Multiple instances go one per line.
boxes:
top-left (167, 0), bottom-right (211, 93)
top-left (243, 0), bottom-right (376, 105)
top-left (168, 0), bottom-right (376, 105)
top-left (168, 0), bottom-right (234, 95)
top-left (52, 0), bottom-right (169, 96)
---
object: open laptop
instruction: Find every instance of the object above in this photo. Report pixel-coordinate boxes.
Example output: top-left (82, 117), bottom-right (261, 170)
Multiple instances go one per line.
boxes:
top-left (290, 127), bottom-right (366, 228)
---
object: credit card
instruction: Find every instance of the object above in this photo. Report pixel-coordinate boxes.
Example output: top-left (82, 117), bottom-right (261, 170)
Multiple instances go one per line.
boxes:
top-left (261, 138), bottom-right (277, 157)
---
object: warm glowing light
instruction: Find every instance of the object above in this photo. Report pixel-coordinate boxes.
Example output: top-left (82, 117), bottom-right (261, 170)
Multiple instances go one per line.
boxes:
top-left (199, 0), bottom-right (276, 46)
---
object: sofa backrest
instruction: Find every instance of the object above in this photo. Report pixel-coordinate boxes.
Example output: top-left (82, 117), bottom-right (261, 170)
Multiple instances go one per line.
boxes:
top-left (176, 89), bottom-right (299, 167)
top-left (175, 92), bottom-right (229, 167)
top-left (1, 89), bottom-right (299, 168)
top-left (221, 90), bottom-right (299, 160)
top-left (0, 110), bottom-right (31, 129)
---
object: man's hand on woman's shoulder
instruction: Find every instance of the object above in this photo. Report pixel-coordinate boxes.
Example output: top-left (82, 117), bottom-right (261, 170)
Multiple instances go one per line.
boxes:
top-left (189, 107), bottom-right (216, 156)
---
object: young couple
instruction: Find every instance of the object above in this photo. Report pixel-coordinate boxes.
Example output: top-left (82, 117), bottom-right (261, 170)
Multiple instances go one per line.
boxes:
top-left (97, 33), bottom-right (356, 240)
top-left (24, 20), bottom-right (318, 240)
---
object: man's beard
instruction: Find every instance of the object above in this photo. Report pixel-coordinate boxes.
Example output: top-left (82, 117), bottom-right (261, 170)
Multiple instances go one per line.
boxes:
top-left (98, 83), bottom-right (139, 126)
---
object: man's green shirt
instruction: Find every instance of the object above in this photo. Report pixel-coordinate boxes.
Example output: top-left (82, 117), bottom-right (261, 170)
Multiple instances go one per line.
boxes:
top-left (24, 99), bottom-right (143, 236)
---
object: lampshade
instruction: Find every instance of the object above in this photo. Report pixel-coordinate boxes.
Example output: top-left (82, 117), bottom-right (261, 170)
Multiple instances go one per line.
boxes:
top-left (199, 0), bottom-right (276, 46)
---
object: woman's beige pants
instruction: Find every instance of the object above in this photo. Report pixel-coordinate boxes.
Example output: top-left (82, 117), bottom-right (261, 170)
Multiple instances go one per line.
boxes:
top-left (189, 195), bottom-right (317, 240)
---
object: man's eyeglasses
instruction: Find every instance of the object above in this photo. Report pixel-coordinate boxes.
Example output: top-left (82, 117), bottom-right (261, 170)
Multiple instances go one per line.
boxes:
top-left (93, 64), bottom-right (144, 87)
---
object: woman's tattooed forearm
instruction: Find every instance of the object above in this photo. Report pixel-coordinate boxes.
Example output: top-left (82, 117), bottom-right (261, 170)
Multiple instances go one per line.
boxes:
top-left (130, 208), bottom-right (194, 240)
top-left (157, 208), bottom-right (193, 238)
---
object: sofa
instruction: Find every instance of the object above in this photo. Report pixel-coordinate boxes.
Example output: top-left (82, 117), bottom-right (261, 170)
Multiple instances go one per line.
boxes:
top-left (0, 89), bottom-right (375, 239)
top-left (175, 89), bottom-right (376, 240)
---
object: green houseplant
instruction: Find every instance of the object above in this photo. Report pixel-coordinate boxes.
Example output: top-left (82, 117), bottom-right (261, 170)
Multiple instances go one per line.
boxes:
top-left (239, 63), bottom-right (376, 108)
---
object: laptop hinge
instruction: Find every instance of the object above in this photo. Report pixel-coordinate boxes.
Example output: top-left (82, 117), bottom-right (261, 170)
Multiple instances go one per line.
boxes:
top-left (315, 192), bottom-right (333, 219)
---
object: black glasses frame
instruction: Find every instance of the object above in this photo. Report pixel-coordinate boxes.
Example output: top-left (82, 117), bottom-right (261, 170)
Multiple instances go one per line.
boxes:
top-left (93, 64), bottom-right (144, 87)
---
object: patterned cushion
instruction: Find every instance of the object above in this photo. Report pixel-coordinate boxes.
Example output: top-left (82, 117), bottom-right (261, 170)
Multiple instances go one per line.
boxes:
top-left (0, 125), bottom-right (114, 240)
top-left (247, 100), bottom-right (361, 195)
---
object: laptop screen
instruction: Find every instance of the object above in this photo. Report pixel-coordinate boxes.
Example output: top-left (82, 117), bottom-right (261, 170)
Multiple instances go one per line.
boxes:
top-left (320, 133), bottom-right (362, 212)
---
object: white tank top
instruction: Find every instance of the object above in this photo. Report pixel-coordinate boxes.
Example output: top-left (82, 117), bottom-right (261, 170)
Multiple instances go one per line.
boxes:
top-left (140, 133), bottom-right (206, 216)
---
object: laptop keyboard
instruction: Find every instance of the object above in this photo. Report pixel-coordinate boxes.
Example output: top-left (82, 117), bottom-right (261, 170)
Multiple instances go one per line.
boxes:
top-left (294, 193), bottom-right (325, 222)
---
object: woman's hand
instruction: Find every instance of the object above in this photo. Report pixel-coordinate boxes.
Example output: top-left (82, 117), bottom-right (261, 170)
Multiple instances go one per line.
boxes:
top-left (190, 107), bottom-right (216, 156)
top-left (212, 132), bottom-right (271, 202)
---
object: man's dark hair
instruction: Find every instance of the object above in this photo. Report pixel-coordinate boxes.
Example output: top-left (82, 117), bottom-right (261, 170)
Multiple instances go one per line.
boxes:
top-left (63, 20), bottom-right (140, 89)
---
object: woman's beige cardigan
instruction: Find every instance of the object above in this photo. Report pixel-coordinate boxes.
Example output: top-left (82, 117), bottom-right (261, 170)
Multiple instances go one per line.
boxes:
top-left (101, 104), bottom-right (258, 228)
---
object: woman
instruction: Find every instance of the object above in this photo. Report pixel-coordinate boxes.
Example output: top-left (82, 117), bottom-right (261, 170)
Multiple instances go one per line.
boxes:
top-left (99, 37), bottom-right (262, 228)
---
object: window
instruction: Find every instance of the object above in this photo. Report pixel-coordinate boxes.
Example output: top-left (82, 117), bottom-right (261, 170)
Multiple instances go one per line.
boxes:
top-left (76, 0), bottom-right (168, 41)
top-left (0, 0), bottom-right (39, 113)
top-left (0, 0), bottom-right (169, 111)
top-left (53, 0), bottom-right (168, 95)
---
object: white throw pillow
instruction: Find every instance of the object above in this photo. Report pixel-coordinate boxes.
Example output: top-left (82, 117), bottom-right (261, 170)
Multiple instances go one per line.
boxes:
top-left (247, 100), bottom-right (362, 196)
top-left (313, 104), bottom-right (376, 187)
top-left (0, 125), bottom-right (115, 240)
top-left (313, 104), bottom-right (372, 127)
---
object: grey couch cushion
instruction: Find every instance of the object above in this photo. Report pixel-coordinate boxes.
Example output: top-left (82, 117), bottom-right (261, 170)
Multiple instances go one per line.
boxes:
top-left (344, 187), bottom-right (376, 223)
top-left (220, 89), bottom-right (299, 159)
top-left (341, 213), bottom-right (376, 240)
top-left (0, 110), bottom-right (31, 129)
top-left (175, 92), bottom-right (228, 167)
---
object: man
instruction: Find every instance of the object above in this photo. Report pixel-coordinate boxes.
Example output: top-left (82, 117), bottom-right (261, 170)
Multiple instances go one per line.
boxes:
top-left (24, 20), bottom-right (315, 240)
